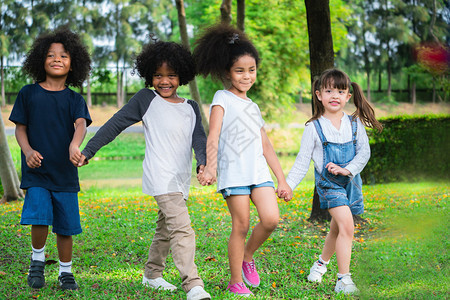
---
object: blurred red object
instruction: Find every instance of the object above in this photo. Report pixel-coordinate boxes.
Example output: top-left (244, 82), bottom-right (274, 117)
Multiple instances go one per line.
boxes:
top-left (414, 42), bottom-right (449, 75)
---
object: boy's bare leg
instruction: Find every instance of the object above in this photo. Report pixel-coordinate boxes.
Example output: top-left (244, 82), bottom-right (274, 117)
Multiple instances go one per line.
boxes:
top-left (56, 234), bottom-right (73, 263)
top-left (31, 225), bottom-right (49, 249)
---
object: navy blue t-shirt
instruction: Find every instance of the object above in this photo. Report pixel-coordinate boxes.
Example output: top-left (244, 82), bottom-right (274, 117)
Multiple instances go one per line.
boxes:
top-left (9, 83), bottom-right (92, 192)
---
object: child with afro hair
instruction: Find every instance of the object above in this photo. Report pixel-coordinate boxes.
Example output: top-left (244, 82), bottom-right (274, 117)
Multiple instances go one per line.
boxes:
top-left (9, 27), bottom-right (92, 290)
top-left (78, 39), bottom-right (211, 300)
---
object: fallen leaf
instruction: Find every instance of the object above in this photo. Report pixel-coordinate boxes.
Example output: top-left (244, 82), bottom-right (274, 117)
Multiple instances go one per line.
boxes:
top-left (45, 260), bottom-right (57, 265)
top-left (92, 283), bottom-right (99, 289)
top-left (272, 282), bottom-right (276, 288)
top-left (205, 256), bottom-right (216, 262)
top-left (0, 271), bottom-right (6, 276)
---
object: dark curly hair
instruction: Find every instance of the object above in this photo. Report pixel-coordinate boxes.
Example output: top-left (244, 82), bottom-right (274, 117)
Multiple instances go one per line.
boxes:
top-left (135, 40), bottom-right (196, 87)
top-left (22, 27), bottom-right (91, 88)
top-left (193, 23), bottom-right (260, 82)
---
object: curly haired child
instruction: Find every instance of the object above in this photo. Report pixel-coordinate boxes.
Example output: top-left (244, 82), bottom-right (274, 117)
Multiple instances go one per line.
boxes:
top-left (9, 27), bottom-right (92, 290)
top-left (194, 24), bottom-right (292, 297)
top-left (78, 40), bottom-right (211, 300)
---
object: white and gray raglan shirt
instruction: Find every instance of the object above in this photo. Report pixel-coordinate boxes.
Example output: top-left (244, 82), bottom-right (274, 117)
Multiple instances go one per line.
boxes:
top-left (82, 88), bottom-right (207, 199)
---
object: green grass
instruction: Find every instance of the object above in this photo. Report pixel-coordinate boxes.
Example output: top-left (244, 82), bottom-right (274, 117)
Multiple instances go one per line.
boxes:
top-left (0, 180), bottom-right (448, 299)
top-left (2, 132), bottom-right (449, 299)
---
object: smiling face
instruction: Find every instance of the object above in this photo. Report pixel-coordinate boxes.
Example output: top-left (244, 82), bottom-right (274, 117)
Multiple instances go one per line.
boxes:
top-left (315, 83), bottom-right (352, 116)
top-left (44, 43), bottom-right (71, 80)
top-left (227, 54), bottom-right (257, 99)
top-left (152, 62), bottom-right (181, 102)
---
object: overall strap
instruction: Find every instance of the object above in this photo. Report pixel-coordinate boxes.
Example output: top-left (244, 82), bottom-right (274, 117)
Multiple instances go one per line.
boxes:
top-left (312, 119), bottom-right (328, 144)
top-left (348, 115), bottom-right (358, 144)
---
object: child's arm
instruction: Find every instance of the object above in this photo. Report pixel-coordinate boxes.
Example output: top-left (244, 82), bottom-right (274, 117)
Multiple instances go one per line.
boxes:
top-left (78, 89), bottom-right (151, 166)
top-left (69, 118), bottom-right (87, 167)
top-left (285, 124), bottom-right (315, 191)
top-left (261, 128), bottom-right (293, 202)
top-left (188, 100), bottom-right (207, 173)
top-left (342, 119), bottom-right (371, 176)
top-left (15, 123), bottom-right (43, 169)
top-left (198, 105), bottom-right (224, 186)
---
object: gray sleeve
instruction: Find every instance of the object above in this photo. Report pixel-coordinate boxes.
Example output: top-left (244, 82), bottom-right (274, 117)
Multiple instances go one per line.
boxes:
top-left (187, 100), bottom-right (207, 171)
top-left (81, 89), bottom-right (155, 160)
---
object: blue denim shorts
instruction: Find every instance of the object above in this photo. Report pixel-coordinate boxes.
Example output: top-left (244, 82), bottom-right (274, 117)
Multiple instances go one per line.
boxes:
top-left (220, 181), bottom-right (275, 199)
top-left (21, 187), bottom-right (82, 236)
top-left (317, 177), bottom-right (364, 215)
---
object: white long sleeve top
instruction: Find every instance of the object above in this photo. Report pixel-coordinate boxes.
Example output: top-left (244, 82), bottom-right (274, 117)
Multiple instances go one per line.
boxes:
top-left (286, 113), bottom-right (370, 191)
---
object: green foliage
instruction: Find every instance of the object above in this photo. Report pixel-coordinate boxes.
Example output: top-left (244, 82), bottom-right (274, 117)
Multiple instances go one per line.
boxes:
top-left (361, 115), bottom-right (450, 183)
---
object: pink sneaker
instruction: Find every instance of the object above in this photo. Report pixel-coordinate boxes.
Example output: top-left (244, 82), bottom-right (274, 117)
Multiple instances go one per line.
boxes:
top-left (242, 259), bottom-right (260, 287)
top-left (227, 282), bottom-right (253, 297)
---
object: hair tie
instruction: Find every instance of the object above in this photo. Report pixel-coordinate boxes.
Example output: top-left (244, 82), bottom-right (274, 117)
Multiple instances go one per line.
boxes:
top-left (229, 33), bottom-right (239, 44)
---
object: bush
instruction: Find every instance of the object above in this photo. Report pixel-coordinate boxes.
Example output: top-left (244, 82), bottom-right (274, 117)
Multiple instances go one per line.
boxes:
top-left (362, 115), bottom-right (450, 184)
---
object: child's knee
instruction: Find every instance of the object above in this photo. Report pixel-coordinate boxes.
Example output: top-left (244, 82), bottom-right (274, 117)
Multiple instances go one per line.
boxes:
top-left (261, 216), bottom-right (279, 232)
top-left (232, 222), bottom-right (250, 237)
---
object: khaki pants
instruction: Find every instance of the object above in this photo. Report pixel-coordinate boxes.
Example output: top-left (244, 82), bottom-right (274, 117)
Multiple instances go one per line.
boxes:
top-left (144, 192), bottom-right (203, 292)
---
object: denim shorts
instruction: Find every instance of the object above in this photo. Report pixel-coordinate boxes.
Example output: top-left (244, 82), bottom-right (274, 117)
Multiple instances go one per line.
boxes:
top-left (21, 187), bottom-right (82, 236)
top-left (220, 181), bottom-right (275, 199)
top-left (316, 176), bottom-right (364, 215)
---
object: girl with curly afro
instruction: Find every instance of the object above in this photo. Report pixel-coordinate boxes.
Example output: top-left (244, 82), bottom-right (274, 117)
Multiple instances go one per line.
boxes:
top-left (194, 23), bottom-right (292, 296)
top-left (78, 40), bottom-right (210, 300)
top-left (9, 27), bottom-right (92, 290)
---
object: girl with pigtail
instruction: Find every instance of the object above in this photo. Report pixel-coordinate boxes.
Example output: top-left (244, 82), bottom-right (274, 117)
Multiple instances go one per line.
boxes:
top-left (286, 68), bottom-right (382, 295)
top-left (194, 24), bottom-right (292, 297)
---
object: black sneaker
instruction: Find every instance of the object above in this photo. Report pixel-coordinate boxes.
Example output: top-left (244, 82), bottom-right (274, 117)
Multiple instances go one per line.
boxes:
top-left (58, 272), bottom-right (79, 290)
top-left (27, 259), bottom-right (46, 289)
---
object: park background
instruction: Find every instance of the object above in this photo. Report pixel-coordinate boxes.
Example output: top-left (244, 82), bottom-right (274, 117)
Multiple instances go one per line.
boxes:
top-left (0, 0), bottom-right (449, 299)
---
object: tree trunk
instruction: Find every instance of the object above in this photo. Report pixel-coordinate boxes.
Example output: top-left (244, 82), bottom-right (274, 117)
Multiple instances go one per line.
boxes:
top-left (411, 80), bottom-right (416, 105)
top-left (0, 116), bottom-right (23, 202)
top-left (86, 74), bottom-right (92, 107)
top-left (386, 41), bottom-right (392, 98)
top-left (175, 0), bottom-right (209, 134)
top-left (220, 0), bottom-right (232, 24)
top-left (432, 77), bottom-right (436, 103)
top-left (305, 0), bottom-right (334, 222)
top-left (237, 0), bottom-right (245, 31)
top-left (116, 65), bottom-right (123, 108)
top-left (1, 57), bottom-right (5, 107)
top-left (366, 72), bottom-right (371, 102)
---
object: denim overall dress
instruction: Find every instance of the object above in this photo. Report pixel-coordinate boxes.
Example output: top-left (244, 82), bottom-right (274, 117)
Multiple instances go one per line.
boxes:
top-left (313, 116), bottom-right (364, 215)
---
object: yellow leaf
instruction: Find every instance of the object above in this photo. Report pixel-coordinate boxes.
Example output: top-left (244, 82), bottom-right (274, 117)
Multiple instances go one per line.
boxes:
top-left (272, 282), bottom-right (276, 288)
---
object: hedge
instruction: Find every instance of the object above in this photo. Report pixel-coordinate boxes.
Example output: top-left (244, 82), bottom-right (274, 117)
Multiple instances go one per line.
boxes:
top-left (361, 115), bottom-right (450, 184)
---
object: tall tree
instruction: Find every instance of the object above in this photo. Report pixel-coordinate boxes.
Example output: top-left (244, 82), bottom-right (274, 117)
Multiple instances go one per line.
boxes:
top-left (237, 0), bottom-right (245, 31)
top-left (175, 0), bottom-right (209, 133)
top-left (342, 0), bottom-right (377, 101)
top-left (0, 115), bottom-right (23, 202)
top-left (305, 0), bottom-right (334, 222)
top-left (106, 0), bottom-right (147, 107)
top-left (220, 0), bottom-right (232, 24)
top-left (0, 0), bottom-right (30, 107)
top-left (372, 0), bottom-right (412, 99)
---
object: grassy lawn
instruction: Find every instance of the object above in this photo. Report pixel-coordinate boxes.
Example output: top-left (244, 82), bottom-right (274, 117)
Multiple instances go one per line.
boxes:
top-left (0, 182), bottom-right (448, 298)
top-left (2, 132), bottom-right (449, 299)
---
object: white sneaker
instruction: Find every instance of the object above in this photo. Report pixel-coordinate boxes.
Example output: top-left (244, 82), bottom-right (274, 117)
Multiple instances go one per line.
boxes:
top-left (307, 260), bottom-right (327, 282)
top-left (334, 273), bottom-right (359, 294)
top-left (186, 286), bottom-right (211, 300)
top-left (142, 276), bottom-right (177, 291)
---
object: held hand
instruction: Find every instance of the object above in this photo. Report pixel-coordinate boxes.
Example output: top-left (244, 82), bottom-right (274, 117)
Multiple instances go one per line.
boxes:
top-left (25, 150), bottom-right (43, 168)
top-left (198, 166), bottom-right (216, 186)
top-left (69, 144), bottom-right (82, 167)
top-left (326, 162), bottom-right (351, 176)
top-left (77, 154), bottom-right (89, 167)
top-left (276, 182), bottom-right (293, 202)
